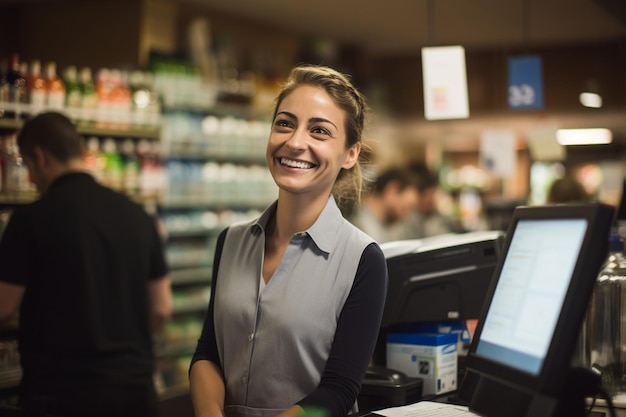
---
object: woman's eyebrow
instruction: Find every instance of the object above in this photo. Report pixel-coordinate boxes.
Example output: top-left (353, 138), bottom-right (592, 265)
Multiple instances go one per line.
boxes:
top-left (275, 111), bottom-right (296, 119)
top-left (309, 117), bottom-right (338, 130)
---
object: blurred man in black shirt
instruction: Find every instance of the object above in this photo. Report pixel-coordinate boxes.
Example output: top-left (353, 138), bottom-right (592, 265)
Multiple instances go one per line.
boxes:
top-left (0, 112), bottom-right (172, 417)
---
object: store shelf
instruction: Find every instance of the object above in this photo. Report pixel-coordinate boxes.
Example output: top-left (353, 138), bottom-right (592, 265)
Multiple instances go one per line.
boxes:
top-left (0, 103), bottom-right (161, 140)
top-left (172, 300), bottom-right (208, 315)
top-left (0, 368), bottom-right (21, 391)
top-left (166, 148), bottom-right (267, 165)
top-left (0, 192), bottom-right (38, 205)
top-left (159, 197), bottom-right (272, 210)
top-left (171, 267), bottom-right (212, 286)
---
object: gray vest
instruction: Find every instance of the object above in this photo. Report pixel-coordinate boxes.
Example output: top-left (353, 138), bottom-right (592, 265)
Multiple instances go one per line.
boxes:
top-left (214, 198), bottom-right (374, 417)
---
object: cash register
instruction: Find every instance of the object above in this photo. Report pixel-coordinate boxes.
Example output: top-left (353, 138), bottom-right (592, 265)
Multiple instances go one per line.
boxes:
top-left (358, 231), bottom-right (505, 411)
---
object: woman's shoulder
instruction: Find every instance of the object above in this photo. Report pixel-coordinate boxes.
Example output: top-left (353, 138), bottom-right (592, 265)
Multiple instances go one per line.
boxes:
top-left (341, 216), bottom-right (379, 246)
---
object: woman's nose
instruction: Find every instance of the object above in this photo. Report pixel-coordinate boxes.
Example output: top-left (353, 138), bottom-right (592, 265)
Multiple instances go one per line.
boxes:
top-left (285, 127), bottom-right (307, 150)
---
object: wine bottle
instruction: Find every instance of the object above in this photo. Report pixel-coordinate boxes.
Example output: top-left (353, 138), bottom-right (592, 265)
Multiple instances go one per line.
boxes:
top-left (27, 59), bottom-right (47, 114)
top-left (45, 61), bottom-right (66, 111)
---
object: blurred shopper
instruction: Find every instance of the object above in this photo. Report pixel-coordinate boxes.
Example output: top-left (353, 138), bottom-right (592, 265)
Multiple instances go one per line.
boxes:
top-left (349, 166), bottom-right (420, 243)
top-left (189, 65), bottom-right (387, 417)
top-left (389, 162), bottom-right (463, 240)
top-left (547, 175), bottom-right (593, 204)
top-left (0, 112), bottom-right (172, 417)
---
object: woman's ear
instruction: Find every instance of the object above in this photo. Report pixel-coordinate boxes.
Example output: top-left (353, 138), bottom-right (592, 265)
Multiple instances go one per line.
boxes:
top-left (342, 142), bottom-right (361, 170)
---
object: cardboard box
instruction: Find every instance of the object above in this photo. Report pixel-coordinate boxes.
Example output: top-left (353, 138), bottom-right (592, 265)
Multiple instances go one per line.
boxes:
top-left (386, 332), bottom-right (457, 396)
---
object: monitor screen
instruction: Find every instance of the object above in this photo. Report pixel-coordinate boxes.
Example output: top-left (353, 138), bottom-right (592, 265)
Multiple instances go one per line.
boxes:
top-left (458, 203), bottom-right (614, 417)
top-left (475, 218), bottom-right (588, 375)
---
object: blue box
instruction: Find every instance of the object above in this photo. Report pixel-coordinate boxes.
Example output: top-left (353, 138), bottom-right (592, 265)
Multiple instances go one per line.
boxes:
top-left (386, 333), bottom-right (458, 396)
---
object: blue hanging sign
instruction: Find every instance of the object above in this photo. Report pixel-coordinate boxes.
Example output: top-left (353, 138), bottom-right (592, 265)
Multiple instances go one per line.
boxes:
top-left (508, 56), bottom-right (544, 110)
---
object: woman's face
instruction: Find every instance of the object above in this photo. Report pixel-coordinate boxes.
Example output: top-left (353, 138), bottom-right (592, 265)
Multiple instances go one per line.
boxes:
top-left (266, 85), bottom-right (360, 198)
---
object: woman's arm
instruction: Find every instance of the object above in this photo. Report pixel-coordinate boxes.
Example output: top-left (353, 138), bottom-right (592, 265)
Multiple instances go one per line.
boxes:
top-left (189, 228), bottom-right (229, 417)
top-left (298, 242), bottom-right (388, 417)
top-left (190, 360), bottom-right (227, 417)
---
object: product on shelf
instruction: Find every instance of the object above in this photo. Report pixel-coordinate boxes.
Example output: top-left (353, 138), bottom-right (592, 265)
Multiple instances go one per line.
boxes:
top-left (78, 66), bottom-right (98, 124)
top-left (44, 61), bottom-right (66, 111)
top-left (83, 136), bottom-right (105, 183)
top-left (6, 53), bottom-right (27, 107)
top-left (101, 137), bottom-right (124, 191)
top-left (137, 139), bottom-right (165, 199)
top-left (0, 133), bottom-right (31, 194)
top-left (63, 65), bottom-right (82, 111)
top-left (2, 53), bottom-right (28, 119)
top-left (121, 138), bottom-right (141, 195)
top-left (27, 59), bottom-right (47, 112)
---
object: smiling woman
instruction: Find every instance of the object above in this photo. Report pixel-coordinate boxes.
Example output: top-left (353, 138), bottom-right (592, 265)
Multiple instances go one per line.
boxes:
top-left (269, 65), bottom-right (371, 216)
top-left (189, 64), bottom-right (388, 417)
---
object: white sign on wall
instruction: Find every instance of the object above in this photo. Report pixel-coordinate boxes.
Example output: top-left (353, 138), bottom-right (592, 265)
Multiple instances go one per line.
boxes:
top-left (422, 45), bottom-right (470, 120)
top-left (480, 129), bottom-right (517, 177)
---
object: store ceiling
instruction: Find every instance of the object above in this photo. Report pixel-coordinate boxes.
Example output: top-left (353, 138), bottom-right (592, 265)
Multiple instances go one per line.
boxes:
top-left (176, 0), bottom-right (626, 55)
top-left (4, 0), bottom-right (626, 55)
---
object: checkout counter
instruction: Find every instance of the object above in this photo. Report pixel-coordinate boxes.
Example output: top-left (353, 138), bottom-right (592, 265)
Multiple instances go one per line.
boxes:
top-left (359, 226), bottom-right (621, 417)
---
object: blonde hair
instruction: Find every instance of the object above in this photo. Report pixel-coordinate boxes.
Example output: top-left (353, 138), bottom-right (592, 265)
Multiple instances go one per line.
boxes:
top-left (273, 64), bottom-right (371, 215)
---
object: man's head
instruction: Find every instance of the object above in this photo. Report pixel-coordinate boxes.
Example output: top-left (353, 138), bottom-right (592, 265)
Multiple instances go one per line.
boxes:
top-left (367, 167), bottom-right (420, 224)
top-left (17, 112), bottom-right (85, 193)
top-left (409, 162), bottom-right (440, 216)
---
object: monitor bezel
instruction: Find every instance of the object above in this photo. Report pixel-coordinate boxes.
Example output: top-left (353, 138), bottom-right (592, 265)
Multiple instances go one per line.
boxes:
top-left (462, 203), bottom-right (614, 399)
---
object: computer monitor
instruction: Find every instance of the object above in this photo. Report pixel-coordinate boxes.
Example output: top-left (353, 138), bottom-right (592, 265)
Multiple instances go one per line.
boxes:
top-left (457, 203), bottom-right (614, 417)
top-left (373, 231), bottom-right (505, 366)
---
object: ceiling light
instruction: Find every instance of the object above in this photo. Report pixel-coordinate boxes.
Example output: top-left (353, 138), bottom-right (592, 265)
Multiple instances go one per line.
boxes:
top-left (579, 92), bottom-right (602, 108)
top-left (556, 128), bottom-right (612, 145)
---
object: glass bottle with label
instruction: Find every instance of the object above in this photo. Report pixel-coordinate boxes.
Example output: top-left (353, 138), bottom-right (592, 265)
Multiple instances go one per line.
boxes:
top-left (64, 65), bottom-right (82, 114)
top-left (45, 61), bottom-right (66, 111)
top-left (586, 225), bottom-right (626, 397)
top-left (3, 134), bottom-right (30, 193)
top-left (5, 53), bottom-right (27, 118)
top-left (79, 66), bottom-right (98, 124)
top-left (28, 59), bottom-right (47, 113)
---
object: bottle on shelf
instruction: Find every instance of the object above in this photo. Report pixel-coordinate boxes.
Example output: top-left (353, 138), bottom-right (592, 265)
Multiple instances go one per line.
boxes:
top-left (109, 69), bottom-right (131, 128)
top-left (0, 56), bottom-right (9, 105)
top-left (44, 61), bottom-right (66, 111)
top-left (27, 59), bottom-right (47, 114)
top-left (5, 53), bottom-right (27, 118)
top-left (137, 139), bottom-right (164, 199)
top-left (3, 134), bottom-right (30, 193)
top-left (79, 66), bottom-right (98, 125)
top-left (83, 136), bottom-right (105, 183)
top-left (129, 70), bottom-right (160, 128)
top-left (120, 138), bottom-right (140, 195)
top-left (96, 68), bottom-right (113, 128)
top-left (18, 61), bottom-right (31, 118)
top-left (101, 137), bottom-right (123, 191)
top-left (63, 65), bottom-right (82, 116)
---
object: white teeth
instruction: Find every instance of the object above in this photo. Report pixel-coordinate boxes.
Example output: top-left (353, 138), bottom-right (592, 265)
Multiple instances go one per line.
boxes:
top-left (280, 157), bottom-right (313, 169)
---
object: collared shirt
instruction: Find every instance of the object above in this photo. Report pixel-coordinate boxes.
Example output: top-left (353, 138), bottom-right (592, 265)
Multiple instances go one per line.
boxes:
top-left (191, 196), bottom-right (388, 417)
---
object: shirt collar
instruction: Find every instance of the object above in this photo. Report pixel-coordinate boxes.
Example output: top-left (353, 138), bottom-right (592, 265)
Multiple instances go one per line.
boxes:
top-left (48, 171), bottom-right (96, 191)
top-left (252, 195), bottom-right (344, 255)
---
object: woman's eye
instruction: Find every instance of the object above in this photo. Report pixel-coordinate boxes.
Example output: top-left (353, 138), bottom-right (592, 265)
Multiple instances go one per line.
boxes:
top-left (274, 119), bottom-right (292, 128)
top-left (311, 127), bottom-right (330, 136)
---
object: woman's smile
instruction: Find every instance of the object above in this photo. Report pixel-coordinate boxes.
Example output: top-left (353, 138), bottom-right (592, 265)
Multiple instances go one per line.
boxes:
top-left (279, 157), bottom-right (317, 170)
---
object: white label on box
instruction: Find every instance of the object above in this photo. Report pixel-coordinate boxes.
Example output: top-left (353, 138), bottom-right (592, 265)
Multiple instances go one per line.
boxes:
top-left (387, 339), bottom-right (457, 396)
